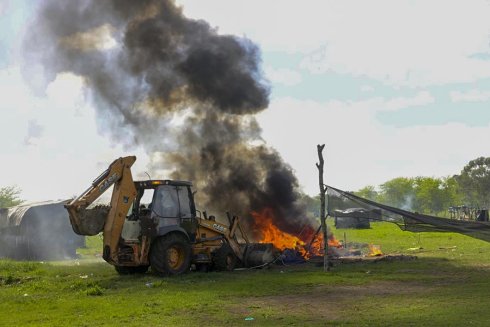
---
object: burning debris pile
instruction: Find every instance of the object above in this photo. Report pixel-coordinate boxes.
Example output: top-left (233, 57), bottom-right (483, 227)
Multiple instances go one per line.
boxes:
top-left (250, 208), bottom-right (385, 263)
top-left (25, 0), bottom-right (319, 248)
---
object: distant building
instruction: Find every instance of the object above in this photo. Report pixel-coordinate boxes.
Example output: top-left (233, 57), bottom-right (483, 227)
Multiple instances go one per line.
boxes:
top-left (333, 208), bottom-right (382, 229)
top-left (0, 200), bottom-right (85, 260)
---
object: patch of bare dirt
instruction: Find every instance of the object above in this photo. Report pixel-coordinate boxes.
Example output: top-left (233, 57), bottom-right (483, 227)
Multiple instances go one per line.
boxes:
top-left (231, 281), bottom-right (432, 320)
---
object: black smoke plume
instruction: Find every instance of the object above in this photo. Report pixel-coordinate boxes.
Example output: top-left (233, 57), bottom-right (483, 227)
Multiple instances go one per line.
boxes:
top-left (24, 0), bottom-right (315, 239)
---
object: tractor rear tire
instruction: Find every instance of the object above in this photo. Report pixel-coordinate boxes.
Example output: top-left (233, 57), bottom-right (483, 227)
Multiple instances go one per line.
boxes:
top-left (150, 233), bottom-right (191, 275)
top-left (114, 265), bottom-right (149, 275)
top-left (213, 243), bottom-right (237, 271)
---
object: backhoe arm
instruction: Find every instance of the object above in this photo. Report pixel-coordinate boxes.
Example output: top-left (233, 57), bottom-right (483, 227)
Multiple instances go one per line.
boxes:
top-left (65, 156), bottom-right (137, 236)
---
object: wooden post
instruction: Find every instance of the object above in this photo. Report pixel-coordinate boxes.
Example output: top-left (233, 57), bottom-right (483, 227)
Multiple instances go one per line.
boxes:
top-left (316, 144), bottom-right (329, 271)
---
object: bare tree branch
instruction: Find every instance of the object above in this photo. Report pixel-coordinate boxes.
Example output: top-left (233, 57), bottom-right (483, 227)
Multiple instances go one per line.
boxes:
top-left (316, 144), bottom-right (329, 272)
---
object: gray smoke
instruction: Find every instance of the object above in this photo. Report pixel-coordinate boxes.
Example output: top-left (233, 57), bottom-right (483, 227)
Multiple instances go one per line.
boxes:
top-left (24, 0), bottom-right (315, 240)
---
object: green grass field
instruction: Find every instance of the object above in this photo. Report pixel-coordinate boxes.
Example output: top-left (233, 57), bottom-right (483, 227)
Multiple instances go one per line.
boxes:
top-left (1, 222), bottom-right (490, 326)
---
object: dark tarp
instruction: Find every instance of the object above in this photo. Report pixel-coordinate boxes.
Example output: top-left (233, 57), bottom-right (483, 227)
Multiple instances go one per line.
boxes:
top-left (326, 185), bottom-right (490, 243)
top-left (333, 208), bottom-right (373, 229)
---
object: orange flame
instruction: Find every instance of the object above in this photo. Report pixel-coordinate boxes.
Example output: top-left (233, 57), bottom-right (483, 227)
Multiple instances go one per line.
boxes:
top-left (251, 209), bottom-right (307, 256)
top-left (308, 232), bottom-right (343, 257)
top-left (368, 244), bottom-right (383, 257)
top-left (251, 208), bottom-right (343, 258)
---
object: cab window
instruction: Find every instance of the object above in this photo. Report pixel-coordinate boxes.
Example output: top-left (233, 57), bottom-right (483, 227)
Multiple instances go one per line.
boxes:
top-left (177, 187), bottom-right (192, 218)
top-left (153, 185), bottom-right (179, 218)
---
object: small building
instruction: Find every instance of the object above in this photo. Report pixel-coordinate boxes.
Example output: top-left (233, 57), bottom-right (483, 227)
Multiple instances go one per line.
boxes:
top-left (0, 200), bottom-right (85, 260)
top-left (333, 208), bottom-right (381, 229)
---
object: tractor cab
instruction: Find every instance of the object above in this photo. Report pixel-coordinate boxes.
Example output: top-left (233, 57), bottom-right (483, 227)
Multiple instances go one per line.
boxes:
top-left (122, 180), bottom-right (198, 242)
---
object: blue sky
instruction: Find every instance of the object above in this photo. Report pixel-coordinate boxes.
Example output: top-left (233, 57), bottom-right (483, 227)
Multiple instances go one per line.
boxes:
top-left (1, 0), bottom-right (490, 200)
top-left (261, 51), bottom-right (490, 127)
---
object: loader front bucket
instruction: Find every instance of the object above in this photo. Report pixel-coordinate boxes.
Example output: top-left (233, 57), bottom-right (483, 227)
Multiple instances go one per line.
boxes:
top-left (67, 205), bottom-right (109, 236)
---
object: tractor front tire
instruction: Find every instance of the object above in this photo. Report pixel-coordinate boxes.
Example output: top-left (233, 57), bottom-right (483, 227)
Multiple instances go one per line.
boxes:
top-left (213, 243), bottom-right (238, 271)
top-left (150, 233), bottom-right (191, 275)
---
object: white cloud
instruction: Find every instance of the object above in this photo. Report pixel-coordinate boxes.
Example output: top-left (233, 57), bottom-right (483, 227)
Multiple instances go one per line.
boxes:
top-left (450, 89), bottom-right (490, 102)
top-left (0, 67), bottom-right (149, 201)
top-left (257, 96), bottom-right (490, 195)
top-left (382, 91), bottom-right (434, 111)
top-left (264, 66), bottom-right (302, 86)
top-left (309, 91), bottom-right (434, 115)
top-left (361, 85), bottom-right (375, 93)
top-left (177, 0), bottom-right (490, 86)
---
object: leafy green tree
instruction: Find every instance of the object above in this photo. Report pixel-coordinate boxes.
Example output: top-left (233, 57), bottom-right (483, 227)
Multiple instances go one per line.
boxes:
top-left (357, 176), bottom-right (462, 215)
top-left (378, 177), bottom-right (415, 209)
top-left (412, 177), bottom-right (447, 214)
top-left (0, 186), bottom-right (23, 208)
top-left (355, 169), bottom-right (466, 215)
top-left (453, 157), bottom-right (490, 207)
top-left (440, 176), bottom-right (463, 209)
top-left (354, 185), bottom-right (378, 201)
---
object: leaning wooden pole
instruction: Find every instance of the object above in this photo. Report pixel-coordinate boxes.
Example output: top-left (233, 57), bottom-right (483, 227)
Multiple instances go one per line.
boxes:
top-left (316, 144), bottom-right (329, 271)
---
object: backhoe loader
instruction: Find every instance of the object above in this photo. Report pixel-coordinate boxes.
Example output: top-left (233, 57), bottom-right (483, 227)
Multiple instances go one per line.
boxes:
top-left (65, 156), bottom-right (273, 275)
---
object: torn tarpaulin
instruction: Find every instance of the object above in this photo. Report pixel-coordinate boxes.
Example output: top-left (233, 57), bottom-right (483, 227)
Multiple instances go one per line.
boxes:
top-left (326, 185), bottom-right (490, 243)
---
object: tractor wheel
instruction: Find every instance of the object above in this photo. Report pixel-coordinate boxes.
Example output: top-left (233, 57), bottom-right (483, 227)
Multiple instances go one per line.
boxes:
top-left (213, 243), bottom-right (237, 271)
top-left (149, 233), bottom-right (191, 275)
top-left (114, 265), bottom-right (149, 275)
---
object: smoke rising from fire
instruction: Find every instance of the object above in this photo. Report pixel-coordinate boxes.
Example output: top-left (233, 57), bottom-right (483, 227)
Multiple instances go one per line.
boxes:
top-left (24, 0), bottom-right (316, 238)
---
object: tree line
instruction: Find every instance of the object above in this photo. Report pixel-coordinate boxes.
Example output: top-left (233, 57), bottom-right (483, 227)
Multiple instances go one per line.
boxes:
top-left (355, 157), bottom-right (490, 215)
top-left (302, 156), bottom-right (490, 218)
